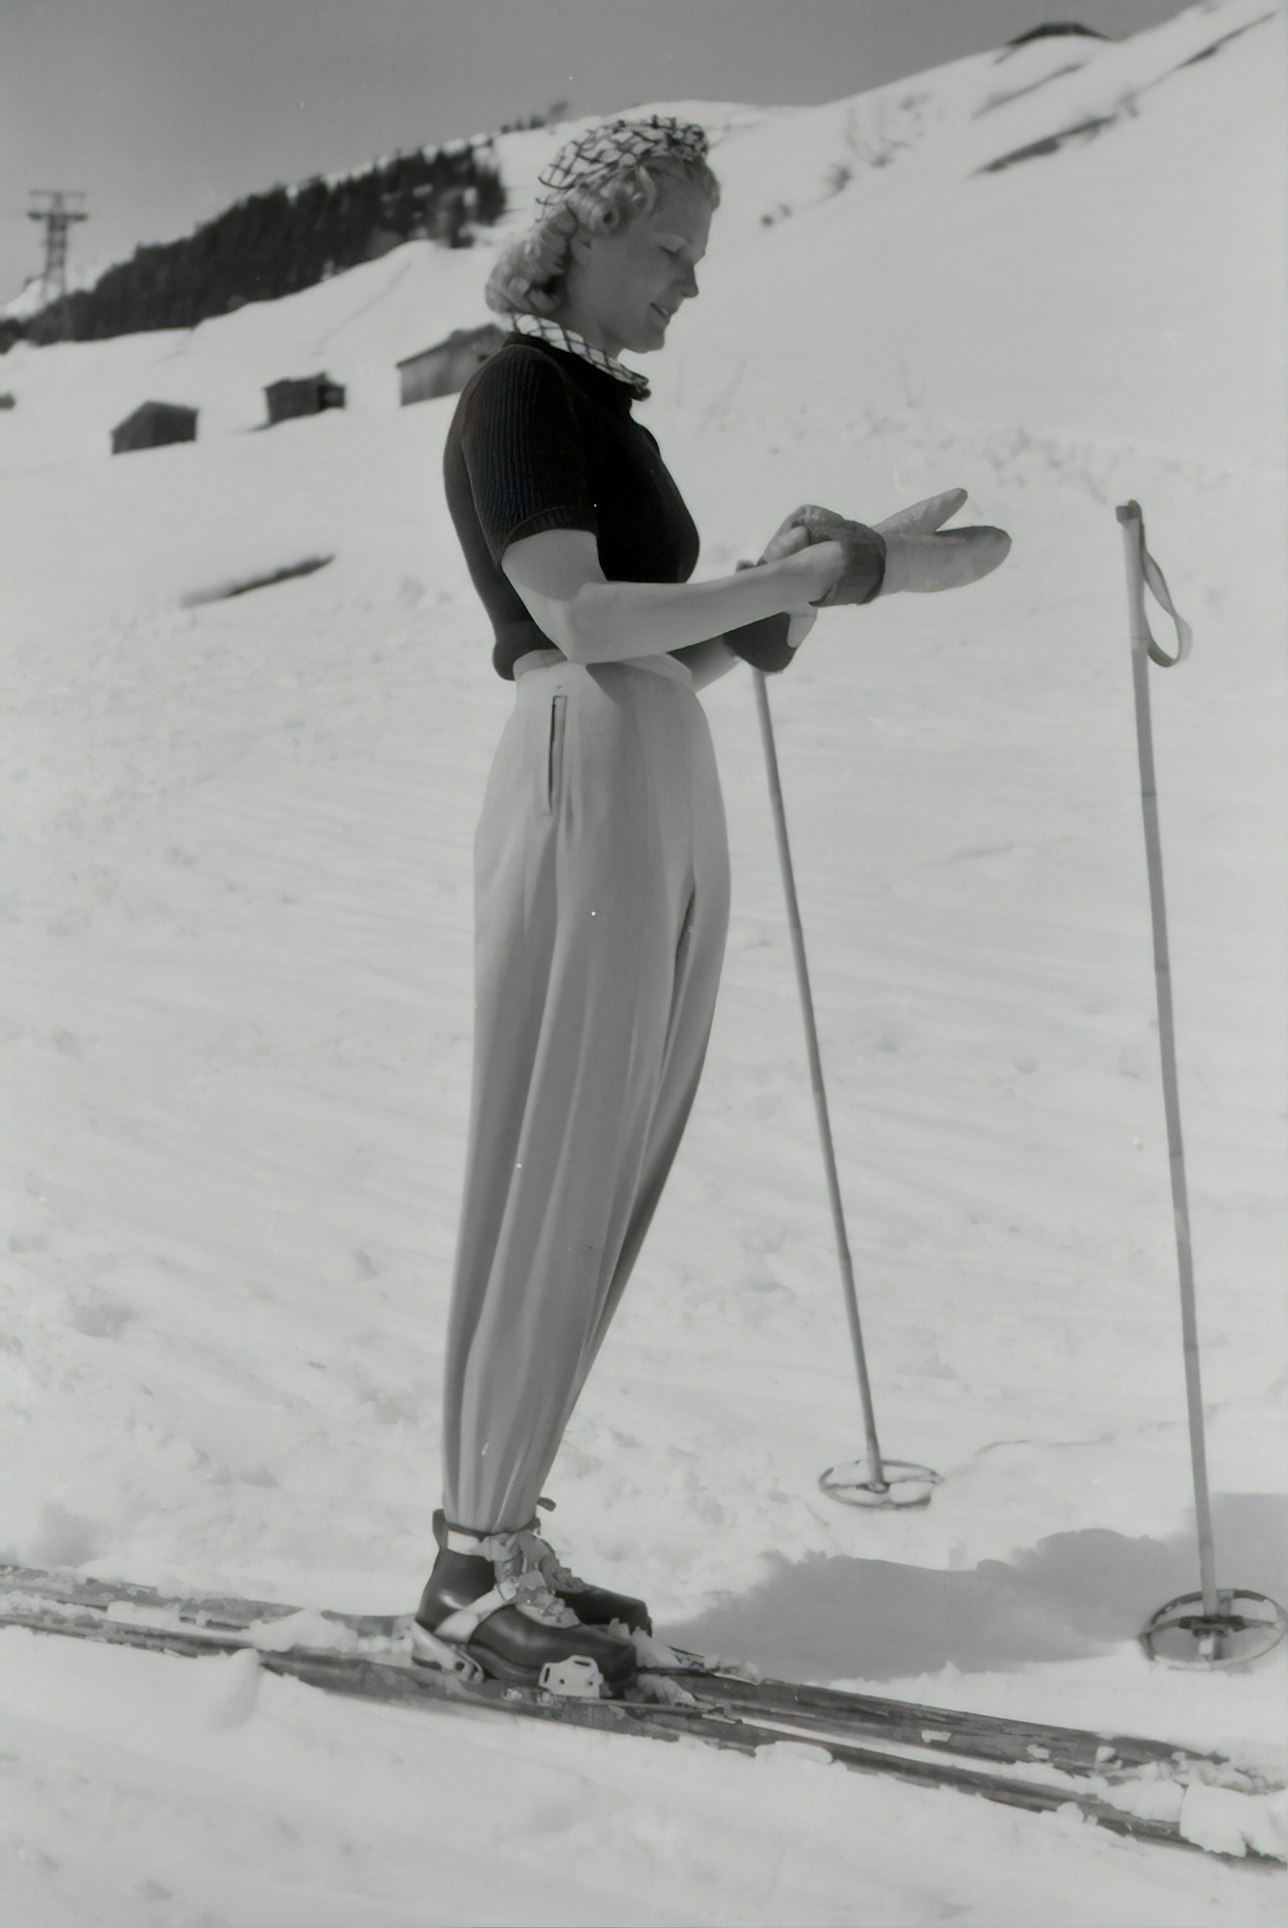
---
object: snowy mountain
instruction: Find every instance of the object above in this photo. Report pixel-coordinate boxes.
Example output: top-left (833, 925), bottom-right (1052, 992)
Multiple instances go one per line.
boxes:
top-left (1, 3), bottom-right (1285, 1922)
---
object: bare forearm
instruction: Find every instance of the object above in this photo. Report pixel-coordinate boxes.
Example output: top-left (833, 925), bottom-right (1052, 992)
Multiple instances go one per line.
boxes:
top-left (565, 555), bottom-right (816, 666)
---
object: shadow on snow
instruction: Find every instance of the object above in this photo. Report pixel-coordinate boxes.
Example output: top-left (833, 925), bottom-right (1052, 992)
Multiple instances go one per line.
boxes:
top-left (659, 1493), bottom-right (1287, 1682)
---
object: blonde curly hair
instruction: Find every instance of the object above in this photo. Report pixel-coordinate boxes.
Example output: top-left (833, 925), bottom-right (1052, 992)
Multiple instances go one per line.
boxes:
top-left (484, 152), bottom-right (721, 321)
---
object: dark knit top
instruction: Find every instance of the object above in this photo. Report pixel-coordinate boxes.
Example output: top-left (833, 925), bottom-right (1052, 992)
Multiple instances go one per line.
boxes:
top-left (441, 331), bottom-right (798, 680)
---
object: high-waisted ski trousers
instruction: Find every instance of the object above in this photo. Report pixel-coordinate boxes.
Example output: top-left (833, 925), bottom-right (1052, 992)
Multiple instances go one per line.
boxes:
top-left (441, 646), bottom-right (731, 1532)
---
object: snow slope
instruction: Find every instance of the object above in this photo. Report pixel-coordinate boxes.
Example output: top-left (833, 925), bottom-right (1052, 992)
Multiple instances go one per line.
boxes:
top-left (2, 2), bottom-right (1286, 1921)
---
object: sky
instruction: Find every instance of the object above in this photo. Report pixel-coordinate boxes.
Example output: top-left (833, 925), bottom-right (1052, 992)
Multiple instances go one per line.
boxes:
top-left (1, 0), bottom-right (1197, 308)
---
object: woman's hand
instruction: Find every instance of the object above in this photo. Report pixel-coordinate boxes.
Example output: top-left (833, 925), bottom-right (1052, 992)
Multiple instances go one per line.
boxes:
top-left (755, 503), bottom-right (886, 606)
top-left (757, 511), bottom-right (815, 566)
top-left (735, 523), bottom-right (825, 646)
top-left (737, 519), bottom-right (847, 614)
top-left (776, 539), bottom-right (847, 613)
top-left (783, 511), bottom-right (886, 607)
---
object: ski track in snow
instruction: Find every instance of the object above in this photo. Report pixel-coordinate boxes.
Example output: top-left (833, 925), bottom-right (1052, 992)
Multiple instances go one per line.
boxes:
top-left (1, 3), bottom-right (1285, 1922)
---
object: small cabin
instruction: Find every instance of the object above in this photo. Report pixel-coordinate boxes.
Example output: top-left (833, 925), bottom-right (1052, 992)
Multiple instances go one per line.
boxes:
top-left (111, 400), bottom-right (198, 455)
top-left (397, 324), bottom-right (507, 407)
top-left (264, 373), bottom-right (346, 426)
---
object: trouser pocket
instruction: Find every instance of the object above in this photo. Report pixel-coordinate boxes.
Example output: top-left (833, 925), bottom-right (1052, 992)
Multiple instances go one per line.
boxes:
top-left (545, 693), bottom-right (567, 814)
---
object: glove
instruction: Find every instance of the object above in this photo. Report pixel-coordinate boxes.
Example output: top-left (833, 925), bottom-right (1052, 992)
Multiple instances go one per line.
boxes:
top-left (874, 488), bottom-right (1009, 594)
top-left (787, 490), bottom-right (1010, 599)
top-left (739, 504), bottom-right (883, 605)
top-left (781, 505), bottom-right (886, 606)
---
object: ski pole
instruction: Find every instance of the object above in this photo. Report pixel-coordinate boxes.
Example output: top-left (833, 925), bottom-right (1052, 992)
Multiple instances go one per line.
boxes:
top-left (1117, 499), bottom-right (1285, 1665)
top-left (1119, 501), bottom-right (1211, 1607)
top-left (751, 667), bottom-right (939, 1508)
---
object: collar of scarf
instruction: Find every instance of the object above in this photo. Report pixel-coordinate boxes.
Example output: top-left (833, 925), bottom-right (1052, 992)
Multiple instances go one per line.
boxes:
top-left (510, 311), bottom-right (651, 401)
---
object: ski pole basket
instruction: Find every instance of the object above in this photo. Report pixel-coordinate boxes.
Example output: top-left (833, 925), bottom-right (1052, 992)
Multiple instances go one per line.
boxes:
top-left (1142, 1588), bottom-right (1288, 1669)
top-left (819, 1459), bottom-right (942, 1510)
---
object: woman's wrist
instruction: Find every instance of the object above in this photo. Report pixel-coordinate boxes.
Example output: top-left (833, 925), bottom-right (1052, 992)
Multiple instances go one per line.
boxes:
top-left (759, 543), bottom-right (843, 614)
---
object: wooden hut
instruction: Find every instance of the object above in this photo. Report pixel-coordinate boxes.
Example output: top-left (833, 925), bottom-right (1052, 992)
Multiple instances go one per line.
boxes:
top-left (264, 373), bottom-right (346, 426)
top-left (397, 324), bottom-right (507, 407)
top-left (111, 401), bottom-right (198, 455)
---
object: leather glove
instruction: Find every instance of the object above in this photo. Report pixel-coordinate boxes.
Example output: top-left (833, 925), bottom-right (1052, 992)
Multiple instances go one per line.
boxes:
top-left (787, 490), bottom-right (1010, 600)
top-left (740, 504), bottom-right (882, 606)
top-left (874, 487), bottom-right (1009, 593)
top-left (783, 505), bottom-right (886, 606)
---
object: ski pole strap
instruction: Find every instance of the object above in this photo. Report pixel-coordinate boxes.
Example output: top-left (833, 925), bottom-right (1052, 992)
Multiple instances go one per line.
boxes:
top-left (1116, 501), bottom-right (1193, 667)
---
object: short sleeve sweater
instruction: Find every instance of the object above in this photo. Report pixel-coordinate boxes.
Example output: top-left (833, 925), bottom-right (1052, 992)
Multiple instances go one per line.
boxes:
top-left (441, 331), bottom-right (797, 681)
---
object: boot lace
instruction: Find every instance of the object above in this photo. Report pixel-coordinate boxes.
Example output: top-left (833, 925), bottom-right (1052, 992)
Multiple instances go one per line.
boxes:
top-left (485, 1527), bottom-right (581, 1627)
top-left (529, 1497), bottom-right (587, 1593)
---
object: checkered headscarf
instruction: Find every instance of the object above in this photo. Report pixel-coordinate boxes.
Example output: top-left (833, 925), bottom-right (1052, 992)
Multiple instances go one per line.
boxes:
top-left (535, 114), bottom-right (710, 214)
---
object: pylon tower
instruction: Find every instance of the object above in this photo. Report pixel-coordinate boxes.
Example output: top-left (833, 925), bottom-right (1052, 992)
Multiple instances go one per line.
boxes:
top-left (27, 190), bottom-right (89, 338)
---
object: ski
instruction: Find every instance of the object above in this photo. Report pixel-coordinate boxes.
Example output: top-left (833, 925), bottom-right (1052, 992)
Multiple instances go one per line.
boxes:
top-left (0, 1563), bottom-right (1267, 1786)
top-left (645, 1670), bottom-right (1276, 1789)
top-left (1, 1584), bottom-right (1267, 1859)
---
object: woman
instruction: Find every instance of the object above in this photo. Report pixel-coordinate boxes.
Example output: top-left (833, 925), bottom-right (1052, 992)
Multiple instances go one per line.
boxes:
top-left (415, 115), bottom-right (1005, 1699)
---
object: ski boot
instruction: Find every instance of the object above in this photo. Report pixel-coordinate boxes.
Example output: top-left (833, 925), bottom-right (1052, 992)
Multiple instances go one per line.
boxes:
top-left (518, 1500), bottom-right (652, 1636)
top-left (426, 1505), bottom-right (651, 1633)
top-left (412, 1515), bottom-right (638, 1699)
